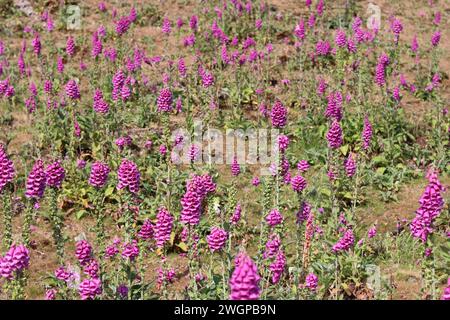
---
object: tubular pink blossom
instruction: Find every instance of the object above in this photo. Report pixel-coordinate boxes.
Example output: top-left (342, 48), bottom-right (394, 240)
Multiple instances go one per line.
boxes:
top-left (344, 154), bottom-right (356, 177)
top-left (291, 175), bottom-right (307, 193)
top-left (362, 116), bottom-right (373, 150)
top-left (270, 100), bottom-right (287, 128)
top-left (157, 88), bottom-right (173, 112)
top-left (79, 278), bottom-right (102, 300)
top-left (266, 209), bottom-right (283, 227)
top-left (0, 144), bottom-right (15, 193)
top-left (410, 169), bottom-right (444, 242)
top-left (117, 159), bottom-right (140, 194)
top-left (229, 254), bottom-right (260, 300)
top-left (326, 120), bottom-right (343, 149)
top-left (45, 161), bottom-right (65, 188)
top-left (332, 229), bottom-right (355, 252)
top-left (89, 162), bottom-right (110, 188)
top-left (154, 207), bottom-right (174, 247)
top-left (207, 227), bottom-right (228, 252)
top-left (25, 159), bottom-right (46, 199)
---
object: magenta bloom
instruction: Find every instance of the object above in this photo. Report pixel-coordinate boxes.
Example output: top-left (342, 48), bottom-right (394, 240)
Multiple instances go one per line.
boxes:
top-left (201, 72), bottom-right (214, 88)
top-left (162, 17), bottom-right (171, 35)
top-left (180, 188), bottom-right (202, 226)
top-left (344, 154), bottom-right (356, 177)
top-left (230, 203), bottom-right (242, 225)
top-left (89, 162), bottom-right (110, 188)
top-left (65, 79), bottom-right (80, 100)
top-left (410, 169), bottom-right (444, 242)
top-left (332, 229), bottom-right (355, 252)
top-left (334, 29), bottom-right (347, 47)
top-left (291, 175), bottom-right (307, 193)
top-left (347, 38), bottom-right (357, 53)
top-left (93, 89), bottom-right (109, 114)
top-left (263, 234), bottom-right (281, 259)
top-left (120, 85), bottom-right (131, 101)
top-left (138, 219), bottom-right (154, 240)
top-left (390, 18), bottom-right (403, 37)
top-left (115, 16), bottom-right (131, 36)
top-left (0, 256), bottom-right (13, 279)
top-left (317, 78), bottom-right (327, 96)
top-left (297, 160), bottom-right (310, 173)
top-left (79, 278), bottom-right (102, 300)
top-left (326, 120), bottom-right (343, 149)
top-left (0, 144), bottom-right (15, 193)
top-left (305, 273), bottom-right (318, 291)
top-left (75, 240), bottom-right (92, 266)
top-left (231, 156), bottom-right (241, 176)
top-left (316, 40), bottom-right (331, 55)
top-left (269, 250), bottom-right (286, 284)
top-left (362, 116), bottom-right (373, 150)
top-left (229, 254), bottom-right (261, 300)
top-left (45, 289), bottom-right (57, 300)
top-left (25, 159), bottom-right (46, 199)
top-left (54, 266), bottom-right (73, 282)
top-left (45, 161), bottom-right (65, 188)
top-left (121, 240), bottom-right (139, 261)
top-left (270, 100), bottom-right (287, 128)
top-left (411, 36), bottom-right (419, 53)
top-left (105, 243), bottom-right (119, 259)
top-left (181, 175), bottom-right (216, 225)
top-left (44, 80), bottom-right (53, 94)
top-left (157, 88), bottom-right (173, 112)
top-left (31, 34), bottom-right (41, 56)
top-left (207, 227), bottom-right (228, 252)
top-left (294, 19), bottom-right (306, 41)
top-left (66, 36), bottom-right (75, 57)
top-left (83, 259), bottom-right (99, 278)
top-left (368, 225), bottom-right (377, 239)
top-left (154, 207), bottom-right (174, 247)
top-left (266, 209), bottom-right (283, 227)
top-left (442, 278), bottom-right (450, 300)
top-left (325, 91), bottom-right (343, 121)
top-left (189, 15), bottom-right (198, 31)
top-left (375, 53), bottom-right (390, 87)
top-left (0, 244), bottom-right (30, 279)
top-left (178, 58), bottom-right (187, 78)
top-left (112, 70), bottom-right (126, 101)
top-left (277, 134), bottom-right (290, 153)
top-left (431, 31), bottom-right (441, 47)
top-left (117, 159), bottom-right (140, 194)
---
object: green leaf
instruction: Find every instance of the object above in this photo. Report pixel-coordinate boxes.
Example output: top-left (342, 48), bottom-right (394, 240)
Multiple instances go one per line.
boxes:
top-left (176, 242), bottom-right (188, 252)
top-left (320, 188), bottom-right (331, 197)
top-left (339, 144), bottom-right (349, 156)
top-left (76, 210), bottom-right (87, 220)
top-left (104, 186), bottom-right (115, 197)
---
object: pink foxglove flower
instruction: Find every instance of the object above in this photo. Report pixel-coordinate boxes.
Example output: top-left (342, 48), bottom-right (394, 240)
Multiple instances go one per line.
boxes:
top-left (79, 278), bottom-right (102, 300)
top-left (0, 144), bottom-right (15, 192)
top-left (410, 169), bottom-right (444, 242)
top-left (154, 207), bottom-right (173, 247)
top-left (88, 162), bottom-right (110, 188)
top-left (25, 160), bottom-right (46, 199)
top-left (45, 161), bottom-right (65, 188)
top-left (326, 120), bottom-right (343, 149)
top-left (207, 227), bottom-right (228, 252)
top-left (305, 273), bottom-right (318, 291)
top-left (229, 254), bottom-right (260, 300)
top-left (266, 209), bottom-right (283, 227)
top-left (270, 100), bottom-right (287, 128)
top-left (344, 154), bottom-right (356, 177)
top-left (332, 229), bottom-right (355, 252)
